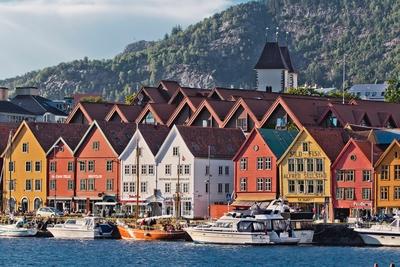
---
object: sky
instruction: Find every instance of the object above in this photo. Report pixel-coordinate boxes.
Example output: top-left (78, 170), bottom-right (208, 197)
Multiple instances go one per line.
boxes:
top-left (0, 0), bottom-right (250, 79)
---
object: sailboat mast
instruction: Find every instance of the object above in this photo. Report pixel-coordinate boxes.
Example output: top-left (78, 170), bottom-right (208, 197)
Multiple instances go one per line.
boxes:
top-left (135, 139), bottom-right (140, 222)
top-left (8, 130), bottom-right (12, 213)
top-left (176, 150), bottom-right (180, 220)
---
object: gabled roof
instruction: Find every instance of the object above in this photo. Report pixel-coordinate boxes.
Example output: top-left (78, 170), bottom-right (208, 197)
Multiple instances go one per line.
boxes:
top-left (46, 124), bottom-right (90, 155)
top-left (74, 121), bottom-right (136, 156)
top-left (166, 96), bottom-right (204, 127)
top-left (168, 86), bottom-right (210, 104)
top-left (0, 101), bottom-right (35, 115)
top-left (176, 125), bottom-right (245, 159)
top-left (306, 128), bottom-right (349, 161)
top-left (254, 42), bottom-right (289, 70)
top-left (11, 95), bottom-right (67, 116)
top-left (374, 139), bottom-right (400, 168)
top-left (207, 87), bottom-right (280, 101)
top-left (369, 129), bottom-right (400, 145)
top-left (138, 124), bottom-right (170, 156)
top-left (105, 104), bottom-right (143, 123)
top-left (158, 80), bottom-right (181, 98)
top-left (135, 103), bottom-right (177, 125)
top-left (66, 102), bottom-right (115, 124)
top-left (186, 99), bottom-right (235, 127)
top-left (0, 123), bottom-right (19, 154)
top-left (258, 128), bottom-right (299, 158)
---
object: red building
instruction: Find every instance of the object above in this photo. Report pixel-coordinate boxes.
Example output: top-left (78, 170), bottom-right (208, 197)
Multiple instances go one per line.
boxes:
top-left (331, 138), bottom-right (383, 220)
top-left (46, 124), bottom-right (89, 211)
top-left (74, 121), bottom-right (136, 213)
top-left (232, 128), bottom-right (297, 208)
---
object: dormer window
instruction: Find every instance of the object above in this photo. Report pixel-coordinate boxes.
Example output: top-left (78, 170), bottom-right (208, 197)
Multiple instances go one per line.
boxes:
top-left (144, 112), bottom-right (155, 124)
top-left (173, 147), bottom-right (179, 156)
top-left (236, 118), bottom-right (248, 132)
top-left (22, 143), bottom-right (29, 153)
top-left (276, 116), bottom-right (287, 129)
top-left (302, 142), bottom-right (309, 152)
top-left (92, 141), bottom-right (100, 151)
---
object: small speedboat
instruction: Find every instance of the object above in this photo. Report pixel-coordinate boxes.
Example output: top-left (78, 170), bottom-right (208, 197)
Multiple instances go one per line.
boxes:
top-left (353, 215), bottom-right (400, 246)
top-left (47, 217), bottom-right (114, 239)
top-left (0, 218), bottom-right (38, 237)
top-left (184, 215), bottom-right (271, 245)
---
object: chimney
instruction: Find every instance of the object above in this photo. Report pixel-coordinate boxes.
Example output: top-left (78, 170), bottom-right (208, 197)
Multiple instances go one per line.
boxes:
top-left (0, 87), bottom-right (9, 100)
top-left (15, 86), bottom-right (39, 96)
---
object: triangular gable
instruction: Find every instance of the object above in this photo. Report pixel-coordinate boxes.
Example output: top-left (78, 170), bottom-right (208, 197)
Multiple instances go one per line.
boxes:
top-left (105, 105), bottom-right (126, 123)
top-left (186, 100), bottom-right (224, 127)
top-left (260, 97), bottom-right (302, 129)
top-left (374, 139), bottom-right (400, 168)
top-left (65, 102), bottom-right (92, 124)
top-left (222, 98), bottom-right (261, 129)
top-left (135, 104), bottom-right (163, 125)
top-left (1, 121), bottom-right (31, 157)
top-left (46, 137), bottom-right (74, 156)
top-left (331, 138), bottom-right (371, 169)
top-left (232, 128), bottom-right (260, 161)
top-left (317, 105), bottom-right (345, 127)
top-left (166, 99), bottom-right (194, 127)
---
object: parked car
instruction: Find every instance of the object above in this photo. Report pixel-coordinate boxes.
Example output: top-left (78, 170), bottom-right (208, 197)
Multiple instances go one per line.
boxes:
top-left (36, 207), bottom-right (63, 217)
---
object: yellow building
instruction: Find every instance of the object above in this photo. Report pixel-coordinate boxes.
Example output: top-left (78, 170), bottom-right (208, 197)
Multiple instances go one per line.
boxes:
top-left (374, 140), bottom-right (400, 214)
top-left (2, 121), bottom-right (72, 212)
top-left (278, 128), bottom-right (346, 222)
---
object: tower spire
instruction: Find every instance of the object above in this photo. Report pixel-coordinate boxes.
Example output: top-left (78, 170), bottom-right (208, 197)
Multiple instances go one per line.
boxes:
top-left (265, 27), bottom-right (269, 41)
top-left (275, 27), bottom-right (279, 42)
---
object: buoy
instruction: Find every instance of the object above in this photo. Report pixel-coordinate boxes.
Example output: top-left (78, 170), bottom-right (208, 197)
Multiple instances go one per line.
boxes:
top-left (373, 263), bottom-right (378, 267)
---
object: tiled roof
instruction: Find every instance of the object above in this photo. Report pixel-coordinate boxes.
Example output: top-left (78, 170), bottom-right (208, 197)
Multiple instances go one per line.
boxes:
top-left (353, 139), bottom-right (384, 165)
top-left (158, 80), bottom-right (181, 98)
top-left (96, 121), bottom-right (137, 155)
top-left (60, 124), bottom-right (90, 151)
top-left (139, 124), bottom-right (170, 155)
top-left (258, 129), bottom-right (298, 158)
top-left (177, 126), bottom-right (245, 159)
top-left (279, 46), bottom-right (296, 73)
top-left (209, 87), bottom-right (280, 101)
top-left (254, 42), bottom-right (289, 70)
top-left (79, 102), bottom-right (116, 121)
top-left (115, 104), bottom-right (143, 122)
top-left (0, 123), bottom-right (19, 153)
top-left (0, 101), bottom-right (34, 115)
top-left (11, 95), bottom-right (67, 116)
top-left (206, 100), bottom-right (235, 121)
top-left (143, 87), bottom-right (170, 103)
top-left (242, 98), bottom-right (275, 120)
top-left (307, 127), bottom-right (349, 161)
top-left (370, 129), bottom-right (400, 145)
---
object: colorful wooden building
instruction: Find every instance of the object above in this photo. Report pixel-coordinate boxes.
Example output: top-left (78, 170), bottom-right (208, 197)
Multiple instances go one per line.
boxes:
top-left (232, 128), bottom-right (298, 208)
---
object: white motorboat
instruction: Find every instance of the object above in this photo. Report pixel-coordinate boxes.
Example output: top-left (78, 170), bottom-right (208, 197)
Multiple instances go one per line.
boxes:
top-left (47, 217), bottom-right (114, 239)
top-left (0, 218), bottom-right (38, 237)
top-left (353, 215), bottom-right (400, 246)
top-left (184, 215), bottom-right (270, 245)
top-left (255, 213), bottom-right (300, 245)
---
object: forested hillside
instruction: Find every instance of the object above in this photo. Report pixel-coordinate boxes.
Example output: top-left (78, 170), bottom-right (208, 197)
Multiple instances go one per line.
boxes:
top-left (1, 0), bottom-right (399, 100)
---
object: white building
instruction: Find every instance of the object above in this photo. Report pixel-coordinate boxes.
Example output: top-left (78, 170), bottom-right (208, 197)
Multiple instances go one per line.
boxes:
top-left (348, 83), bottom-right (388, 101)
top-left (155, 125), bottom-right (245, 219)
top-left (119, 124), bottom-right (170, 216)
top-left (255, 42), bottom-right (298, 93)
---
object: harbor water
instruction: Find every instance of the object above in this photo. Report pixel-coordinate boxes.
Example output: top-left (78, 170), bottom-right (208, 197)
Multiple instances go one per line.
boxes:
top-left (0, 239), bottom-right (399, 267)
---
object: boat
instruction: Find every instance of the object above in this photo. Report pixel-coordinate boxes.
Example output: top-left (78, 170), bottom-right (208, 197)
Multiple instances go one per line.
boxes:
top-left (184, 214), bottom-right (271, 245)
top-left (47, 217), bottom-right (114, 239)
top-left (0, 218), bottom-right (38, 237)
top-left (117, 217), bottom-right (187, 241)
top-left (353, 215), bottom-right (400, 246)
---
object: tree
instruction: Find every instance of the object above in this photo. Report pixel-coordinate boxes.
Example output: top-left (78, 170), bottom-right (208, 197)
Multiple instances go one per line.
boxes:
top-left (80, 96), bottom-right (106, 103)
top-left (326, 89), bottom-right (359, 100)
top-left (287, 86), bottom-right (323, 97)
top-left (125, 92), bottom-right (137, 105)
top-left (384, 78), bottom-right (400, 103)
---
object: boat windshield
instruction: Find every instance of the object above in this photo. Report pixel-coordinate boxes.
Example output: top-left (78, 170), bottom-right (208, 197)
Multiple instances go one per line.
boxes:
top-left (215, 222), bottom-right (233, 228)
top-left (390, 218), bottom-right (400, 228)
top-left (237, 221), bottom-right (265, 233)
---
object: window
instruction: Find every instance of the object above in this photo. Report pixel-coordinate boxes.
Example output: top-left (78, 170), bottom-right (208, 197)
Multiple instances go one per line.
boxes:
top-left (296, 159), bottom-right (304, 172)
top-left (26, 161), bottom-right (32, 172)
top-left (316, 180), bottom-right (324, 193)
top-left (306, 159), bottom-right (314, 172)
top-left (184, 165), bottom-right (190, 175)
top-left (9, 180), bottom-right (16, 191)
top-left (256, 178), bottom-right (264, 191)
top-left (34, 179), bottom-right (41, 191)
top-left (345, 188), bottom-right (354, 200)
top-left (265, 157), bottom-right (272, 170)
top-left (9, 161), bottom-right (15, 172)
top-left (173, 147), bottom-right (179, 156)
top-left (88, 179), bottom-right (95, 191)
top-left (257, 157), bottom-right (264, 170)
top-left (22, 143), bottom-right (29, 153)
top-left (302, 142), bottom-right (309, 152)
top-left (148, 165), bottom-right (154, 175)
top-left (106, 179), bottom-right (113, 191)
top-left (79, 161), bottom-right (86, 171)
top-left (362, 188), bottom-right (371, 200)
top-left (265, 178), bottom-right (272, 191)
top-left (236, 118), bottom-right (248, 131)
top-left (132, 165), bottom-right (137, 175)
top-left (288, 180), bottom-right (295, 193)
top-left (240, 178), bottom-right (247, 192)
top-left (49, 180), bottom-right (55, 190)
top-left (336, 188), bottom-right (344, 199)
top-left (395, 165), bottom-right (400, 180)
top-left (92, 141), bottom-right (100, 151)
top-left (240, 158), bottom-right (248, 170)
top-left (316, 159), bottom-right (323, 172)
top-left (178, 165), bottom-right (183, 175)
top-left (88, 161), bottom-right (95, 172)
top-left (141, 182), bottom-right (147, 193)
top-left (225, 166), bottom-right (229, 175)
top-left (123, 182), bottom-right (129, 193)
top-left (297, 180), bottom-right (305, 193)
top-left (165, 183), bottom-right (171, 193)
top-left (205, 166), bottom-right (210, 175)
top-left (362, 170), bottom-right (371, 182)
top-left (336, 170), bottom-right (344, 181)
top-left (345, 170), bottom-right (355, 182)
top-left (225, 183), bottom-right (230, 193)
top-left (182, 201), bottom-right (192, 216)
top-left (165, 165), bottom-right (171, 175)
top-left (381, 165), bottom-right (389, 180)
top-left (288, 158), bottom-right (295, 172)
top-left (49, 161), bottom-right (55, 172)
top-left (205, 183), bottom-right (209, 193)
top-left (218, 166), bottom-right (223, 175)
top-left (218, 183), bottom-right (223, 193)
top-left (183, 183), bottom-right (189, 193)
top-left (106, 161), bottom-right (113, 172)
top-left (141, 165), bottom-right (147, 175)
top-left (35, 161), bottom-right (41, 172)
top-left (124, 165), bottom-right (131, 175)
top-left (67, 180), bottom-right (74, 191)
top-left (395, 187), bottom-right (400, 200)
top-left (306, 180), bottom-right (314, 194)
top-left (68, 162), bottom-right (74, 172)
top-left (129, 182), bottom-right (135, 193)
top-left (80, 179), bottom-right (87, 190)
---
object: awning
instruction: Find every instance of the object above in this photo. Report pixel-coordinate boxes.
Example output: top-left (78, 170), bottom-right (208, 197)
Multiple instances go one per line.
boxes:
top-left (231, 195), bottom-right (272, 207)
top-left (94, 202), bottom-right (117, 206)
top-left (146, 194), bottom-right (165, 204)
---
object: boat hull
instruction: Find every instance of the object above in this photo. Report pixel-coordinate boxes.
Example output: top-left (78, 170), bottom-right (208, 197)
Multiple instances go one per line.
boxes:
top-left (132, 228), bottom-right (187, 241)
top-left (0, 227), bottom-right (37, 237)
top-left (293, 230), bottom-right (314, 244)
top-left (184, 228), bottom-right (270, 245)
top-left (355, 230), bottom-right (400, 246)
top-left (48, 227), bottom-right (112, 239)
top-left (117, 225), bottom-right (135, 240)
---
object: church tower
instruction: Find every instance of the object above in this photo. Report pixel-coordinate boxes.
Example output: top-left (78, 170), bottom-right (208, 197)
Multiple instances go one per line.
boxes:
top-left (254, 41), bottom-right (298, 92)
